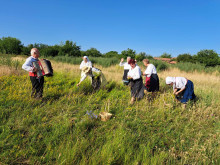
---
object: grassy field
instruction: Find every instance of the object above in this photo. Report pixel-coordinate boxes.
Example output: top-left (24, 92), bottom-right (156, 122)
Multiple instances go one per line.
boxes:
top-left (0, 56), bottom-right (219, 164)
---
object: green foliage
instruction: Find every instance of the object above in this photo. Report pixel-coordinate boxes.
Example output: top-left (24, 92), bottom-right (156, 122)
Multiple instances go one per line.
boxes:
top-left (177, 53), bottom-right (193, 63)
top-left (173, 62), bottom-right (220, 74)
top-left (58, 40), bottom-right (81, 57)
top-left (103, 51), bottom-right (119, 58)
top-left (82, 48), bottom-right (102, 57)
top-left (121, 48), bottom-right (136, 59)
top-left (0, 37), bottom-right (23, 54)
top-left (160, 52), bottom-right (172, 58)
top-left (0, 55), bottom-right (21, 70)
top-left (41, 45), bottom-right (60, 57)
top-left (135, 52), bottom-right (147, 62)
top-left (22, 44), bottom-right (34, 55)
top-left (196, 49), bottom-right (220, 66)
top-left (50, 56), bottom-right (119, 67)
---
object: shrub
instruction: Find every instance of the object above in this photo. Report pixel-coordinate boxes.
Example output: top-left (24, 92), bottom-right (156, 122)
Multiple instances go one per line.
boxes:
top-left (196, 49), bottom-right (220, 67)
top-left (0, 37), bottom-right (23, 54)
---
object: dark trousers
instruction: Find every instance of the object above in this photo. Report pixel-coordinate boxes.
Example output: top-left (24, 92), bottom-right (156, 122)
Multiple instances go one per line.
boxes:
top-left (30, 76), bottom-right (44, 98)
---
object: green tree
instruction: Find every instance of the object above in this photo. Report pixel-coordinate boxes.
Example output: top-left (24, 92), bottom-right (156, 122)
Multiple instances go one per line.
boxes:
top-left (41, 45), bottom-right (60, 57)
top-left (0, 37), bottom-right (23, 54)
top-left (121, 48), bottom-right (136, 59)
top-left (58, 40), bottom-right (81, 57)
top-left (104, 51), bottom-right (119, 58)
top-left (196, 49), bottom-right (220, 66)
top-left (177, 53), bottom-right (193, 63)
top-left (84, 48), bottom-right (102, 57)
top-left (160, 52), bottom-right (172, 58)
top-left (135, 52), bottom-right (147, 62)
top-left (22, 44), bottom-right (34, 55)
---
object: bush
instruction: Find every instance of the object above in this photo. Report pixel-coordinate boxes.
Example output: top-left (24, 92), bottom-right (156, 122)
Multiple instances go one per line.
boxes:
top-left (177, 53), bottom-right (193, 63)
top-left (196, 49), bottom-right (220, 67)
top-left (160, 52), bottom-right (172, 58)
top-left (121, 48), bottom-right (136, 59)
top-left (0, 37), bottom-right (23, 54)
top-left (58, 40), bottom-right (81, 57)
top-left (82, 48), bottom-right (102, 57)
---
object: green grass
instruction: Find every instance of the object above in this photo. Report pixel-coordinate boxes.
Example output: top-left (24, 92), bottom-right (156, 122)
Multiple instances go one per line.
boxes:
top-left (173, 62), bottom-right (220, 74)
top-left (47, 56), bottom-right (120, 68)
top-left (0, 55), bottom-right (219, 164)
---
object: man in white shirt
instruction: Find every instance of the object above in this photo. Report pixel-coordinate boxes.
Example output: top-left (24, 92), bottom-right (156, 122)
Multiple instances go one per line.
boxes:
top-left (22, 48), bottom-right (44, 98)
top-left (119, 56), bottom-right (131, 85)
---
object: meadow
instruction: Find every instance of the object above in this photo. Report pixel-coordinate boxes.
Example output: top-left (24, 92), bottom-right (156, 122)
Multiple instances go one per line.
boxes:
top-left (0, 55), bottom-right (219, 164)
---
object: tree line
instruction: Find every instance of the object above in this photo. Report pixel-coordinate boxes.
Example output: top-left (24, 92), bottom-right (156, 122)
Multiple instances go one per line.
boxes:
top-left (0, 36), bottom-right (219, 66)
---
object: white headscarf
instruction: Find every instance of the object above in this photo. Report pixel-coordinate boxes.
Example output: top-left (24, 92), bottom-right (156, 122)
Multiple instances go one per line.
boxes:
top-left (166, 77), bottom-right (175, 85)
top-left (83, 56), bottom-right (90, 62)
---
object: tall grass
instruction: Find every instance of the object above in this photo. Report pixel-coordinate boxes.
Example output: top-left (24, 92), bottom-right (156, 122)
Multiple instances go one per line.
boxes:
top-left (46, 56), bottom-right (119, 68)
top-left (173, 62), bottom-right (220, 75)
top-left (0, 58), bottom-right (219, 164)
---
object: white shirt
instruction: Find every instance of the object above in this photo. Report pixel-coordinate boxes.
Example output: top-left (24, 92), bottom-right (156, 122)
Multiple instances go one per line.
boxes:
top-left (144, 64), bottom-right (157, 77)
top-left (127, 65), bottom-right (142, 80)
top-left (119, 62), bottom-right (131, 70)
top-left (173, 77), bottom-right (187, 90)
top-left (22, 56), bottom-right (38, 72)
top-left (79, 61), bottom-right (92, 70)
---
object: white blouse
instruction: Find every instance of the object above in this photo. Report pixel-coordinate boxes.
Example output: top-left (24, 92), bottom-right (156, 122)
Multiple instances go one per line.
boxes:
top-left (127, 65), bottom-right (142, 80)
top-left (173, 77), bottom-right (187, 90)
top-left (144, 64), bottom-right (157, 77)
top-left (119, 62), bottom-right (131, 70)
top-left (79, 61), bottom-right (92, 70)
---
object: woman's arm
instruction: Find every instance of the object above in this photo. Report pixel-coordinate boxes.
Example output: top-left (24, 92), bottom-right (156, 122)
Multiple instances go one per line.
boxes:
top-left (174, 87), bottom-right (186, 95)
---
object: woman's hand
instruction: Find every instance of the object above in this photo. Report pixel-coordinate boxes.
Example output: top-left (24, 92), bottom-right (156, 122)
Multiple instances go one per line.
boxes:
top-left (127, 76), bottom-right (132, 80)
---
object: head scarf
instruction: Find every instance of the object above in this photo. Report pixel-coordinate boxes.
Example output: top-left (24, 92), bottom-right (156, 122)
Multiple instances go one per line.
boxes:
top-left (83, 56), bottom-right (90, 61)
top-left (166, 77), bottom-right (175, 85)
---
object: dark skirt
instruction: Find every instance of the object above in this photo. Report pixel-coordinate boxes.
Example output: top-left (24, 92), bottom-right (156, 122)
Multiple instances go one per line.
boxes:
top-left (92, 76), bottom-right (101, 90)
top-left (146, 74), bottom-right (159, 92)
top-left (130, 77), bottom-right (144, 99)
top-left (176, 80), bottom-right (196, 103)
top-left (123, 69), bottom-right (130, 85)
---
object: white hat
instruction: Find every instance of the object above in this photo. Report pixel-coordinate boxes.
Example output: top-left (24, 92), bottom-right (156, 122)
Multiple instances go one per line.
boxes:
top-left (166, 77), bottom-right (175, 84)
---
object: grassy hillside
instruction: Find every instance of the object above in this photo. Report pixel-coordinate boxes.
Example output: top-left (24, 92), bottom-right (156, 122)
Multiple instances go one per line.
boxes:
top-left (0, 56), bottom-right (219, 164)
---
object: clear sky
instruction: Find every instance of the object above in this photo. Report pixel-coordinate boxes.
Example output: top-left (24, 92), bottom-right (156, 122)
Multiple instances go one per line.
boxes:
top-left (0, 0), bottom-right (220, 57)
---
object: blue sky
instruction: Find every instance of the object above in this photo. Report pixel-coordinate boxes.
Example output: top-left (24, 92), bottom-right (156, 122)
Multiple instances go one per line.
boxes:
top-left (0, 0), bottom-right (220, 57)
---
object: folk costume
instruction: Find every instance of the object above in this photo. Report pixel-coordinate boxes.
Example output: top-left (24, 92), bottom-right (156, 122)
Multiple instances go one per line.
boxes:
top-left (166, 77), bottom-right (196, 103)
top-left (144, 64), bottom-right (159, 92)
top-left (79, 56), bottom-right (92, 73)
top-left (127, 62), bottom-right (144, 99)
top-left (22, 56), bottom-right (44, 98)
top-left (119, 61), bottom-right (131, 85)
top-left (79, 66), bottom-right (107, 90)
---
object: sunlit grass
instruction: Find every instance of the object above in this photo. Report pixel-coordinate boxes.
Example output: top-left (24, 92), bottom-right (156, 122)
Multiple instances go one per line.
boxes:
top-left (0, 55), bottom-right (219, 164)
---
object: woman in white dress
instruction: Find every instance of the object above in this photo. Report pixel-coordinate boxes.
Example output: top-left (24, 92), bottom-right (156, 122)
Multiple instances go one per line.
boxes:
top-left (127, 59), bottom-right (144, 103)
top-left (166, 77), bottom-right (196, 104)
top-left (77, 66), bottom-right (107, 90)
top-left (142, 59), bottom-right (159, 92)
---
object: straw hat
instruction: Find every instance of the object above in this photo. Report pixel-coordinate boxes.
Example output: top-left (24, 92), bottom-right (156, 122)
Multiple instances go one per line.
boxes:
top-left (82, 66), bottom-right (91, 74)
